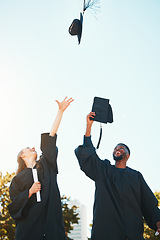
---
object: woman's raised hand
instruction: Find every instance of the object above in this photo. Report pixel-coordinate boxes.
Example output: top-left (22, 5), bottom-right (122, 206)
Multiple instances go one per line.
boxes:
top-left (55, 97), bottom-right (74, 112)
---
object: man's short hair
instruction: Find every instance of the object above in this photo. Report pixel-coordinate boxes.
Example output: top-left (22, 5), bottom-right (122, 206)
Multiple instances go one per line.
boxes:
top-left (117, 143), bottom-right (130, 155)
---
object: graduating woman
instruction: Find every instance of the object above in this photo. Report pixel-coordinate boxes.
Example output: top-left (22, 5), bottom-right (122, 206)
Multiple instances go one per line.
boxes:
top-left (8, 97), bottom-right (74, 240)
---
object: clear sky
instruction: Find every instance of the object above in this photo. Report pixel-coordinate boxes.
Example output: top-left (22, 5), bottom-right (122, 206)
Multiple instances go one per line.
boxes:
top-left (0, 0), bottom-right (160, 237)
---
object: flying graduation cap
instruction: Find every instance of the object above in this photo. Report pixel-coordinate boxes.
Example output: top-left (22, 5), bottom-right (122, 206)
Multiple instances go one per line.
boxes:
top-left (69, 0), bottom-right (100, 44)
top-left (90, 97), bottom-right (114, 149)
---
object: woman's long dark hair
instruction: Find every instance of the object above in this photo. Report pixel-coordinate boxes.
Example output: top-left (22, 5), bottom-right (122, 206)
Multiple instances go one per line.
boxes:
top-left (16, 150), bottom-right (27, 175)
top-left (16, 149), bottom-right (42, 175)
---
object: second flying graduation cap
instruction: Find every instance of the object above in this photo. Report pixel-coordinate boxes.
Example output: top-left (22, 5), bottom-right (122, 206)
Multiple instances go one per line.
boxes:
top-left (90, 97), bottom-right (113, 149)
top-left (69, 0), bottom-right (100, 44)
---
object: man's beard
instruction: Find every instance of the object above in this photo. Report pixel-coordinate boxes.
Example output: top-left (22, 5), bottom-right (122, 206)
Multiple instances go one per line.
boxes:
top-left (113, 153), bottom-right (123, 161)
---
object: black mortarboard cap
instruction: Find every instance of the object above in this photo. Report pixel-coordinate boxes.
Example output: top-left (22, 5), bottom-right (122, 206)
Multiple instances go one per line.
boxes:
top-left (90, 97), bottom-right (113, 124)
top-left (69, 13), bottom-right (83, 45)
top-left (90, 97), bottom-right (113, 149)
top-left (69, 0), bottom-right (100, 45)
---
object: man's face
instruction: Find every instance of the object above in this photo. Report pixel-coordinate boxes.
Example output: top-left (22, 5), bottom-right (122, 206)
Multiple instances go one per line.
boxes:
top-left (113, 145), bottom-right (128, 161)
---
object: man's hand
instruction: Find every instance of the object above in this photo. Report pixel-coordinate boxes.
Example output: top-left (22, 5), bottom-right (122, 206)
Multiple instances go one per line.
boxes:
top-left (55, 97), bottom-right (74, 112)
top-left (85, 112), bottom-right (95, 137)
top-left (156, 221), bottom-right (160, 234)
top-left (86, 112), bottom-right (95, 126)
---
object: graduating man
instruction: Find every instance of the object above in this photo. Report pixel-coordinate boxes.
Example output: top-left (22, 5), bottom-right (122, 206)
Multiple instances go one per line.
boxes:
top-left (75, 111), bottom-right (160, 240)
top-left (8, 97), bottom-right (74, 240)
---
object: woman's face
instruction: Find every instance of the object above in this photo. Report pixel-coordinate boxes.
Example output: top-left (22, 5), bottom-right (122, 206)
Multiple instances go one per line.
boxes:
top-left (21, 147), bottom-right (37, 160)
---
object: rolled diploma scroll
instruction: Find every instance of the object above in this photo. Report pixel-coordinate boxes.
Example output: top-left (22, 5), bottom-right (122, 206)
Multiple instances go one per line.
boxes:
top-left (32, 168), bottom-right (41, 202)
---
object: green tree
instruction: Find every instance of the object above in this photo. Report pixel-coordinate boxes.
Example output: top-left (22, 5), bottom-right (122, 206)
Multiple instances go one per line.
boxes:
top-left (143, 191), bottom-right (160, 240)
top-left (0, 171), bottom-right (16, 240)
top-left (0, 172), bottom-right (80, 240)
top-left (61, 195), bottom-right (80, 240)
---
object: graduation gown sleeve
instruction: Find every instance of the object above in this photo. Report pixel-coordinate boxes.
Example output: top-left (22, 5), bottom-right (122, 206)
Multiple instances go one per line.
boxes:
top-left (8, 176), bottom-right (29, 220)
top-left (75, 136), bottom-right (110, 181)
top-left (138, 172), bottom-right (160, 230)
top-left (40, 133), bottom-right (58, 174)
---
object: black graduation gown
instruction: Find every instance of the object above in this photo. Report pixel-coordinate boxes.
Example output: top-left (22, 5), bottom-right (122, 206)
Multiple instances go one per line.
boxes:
top-left (8, 133), bottom-right (66, 240)
top-left (75, 136), bottom-right (160, 240)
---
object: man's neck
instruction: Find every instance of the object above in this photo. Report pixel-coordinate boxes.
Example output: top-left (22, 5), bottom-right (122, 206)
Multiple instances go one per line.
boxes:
top-left (115, 160), bottom-right (127, 169)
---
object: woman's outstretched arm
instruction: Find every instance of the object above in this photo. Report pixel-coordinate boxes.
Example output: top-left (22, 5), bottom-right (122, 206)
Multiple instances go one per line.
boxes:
top-left (49, 97), bottom-right (74, 137)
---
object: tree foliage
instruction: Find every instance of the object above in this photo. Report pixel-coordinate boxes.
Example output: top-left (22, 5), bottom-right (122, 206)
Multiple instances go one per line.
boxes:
top-left (0, 171), bottom-right (16, 240)
top-left (61, 195), bottom-right (80, 240)
top-left (0, 172), bottom-right (79, 240)
top-left (143, 191), bottom-right (160, 240)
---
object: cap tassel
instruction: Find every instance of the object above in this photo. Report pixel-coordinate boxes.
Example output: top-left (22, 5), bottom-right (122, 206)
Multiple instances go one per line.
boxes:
top-left (83, 0), bottom-right (100, 15)
top-left (96, 123), bottom-right (102, 149)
